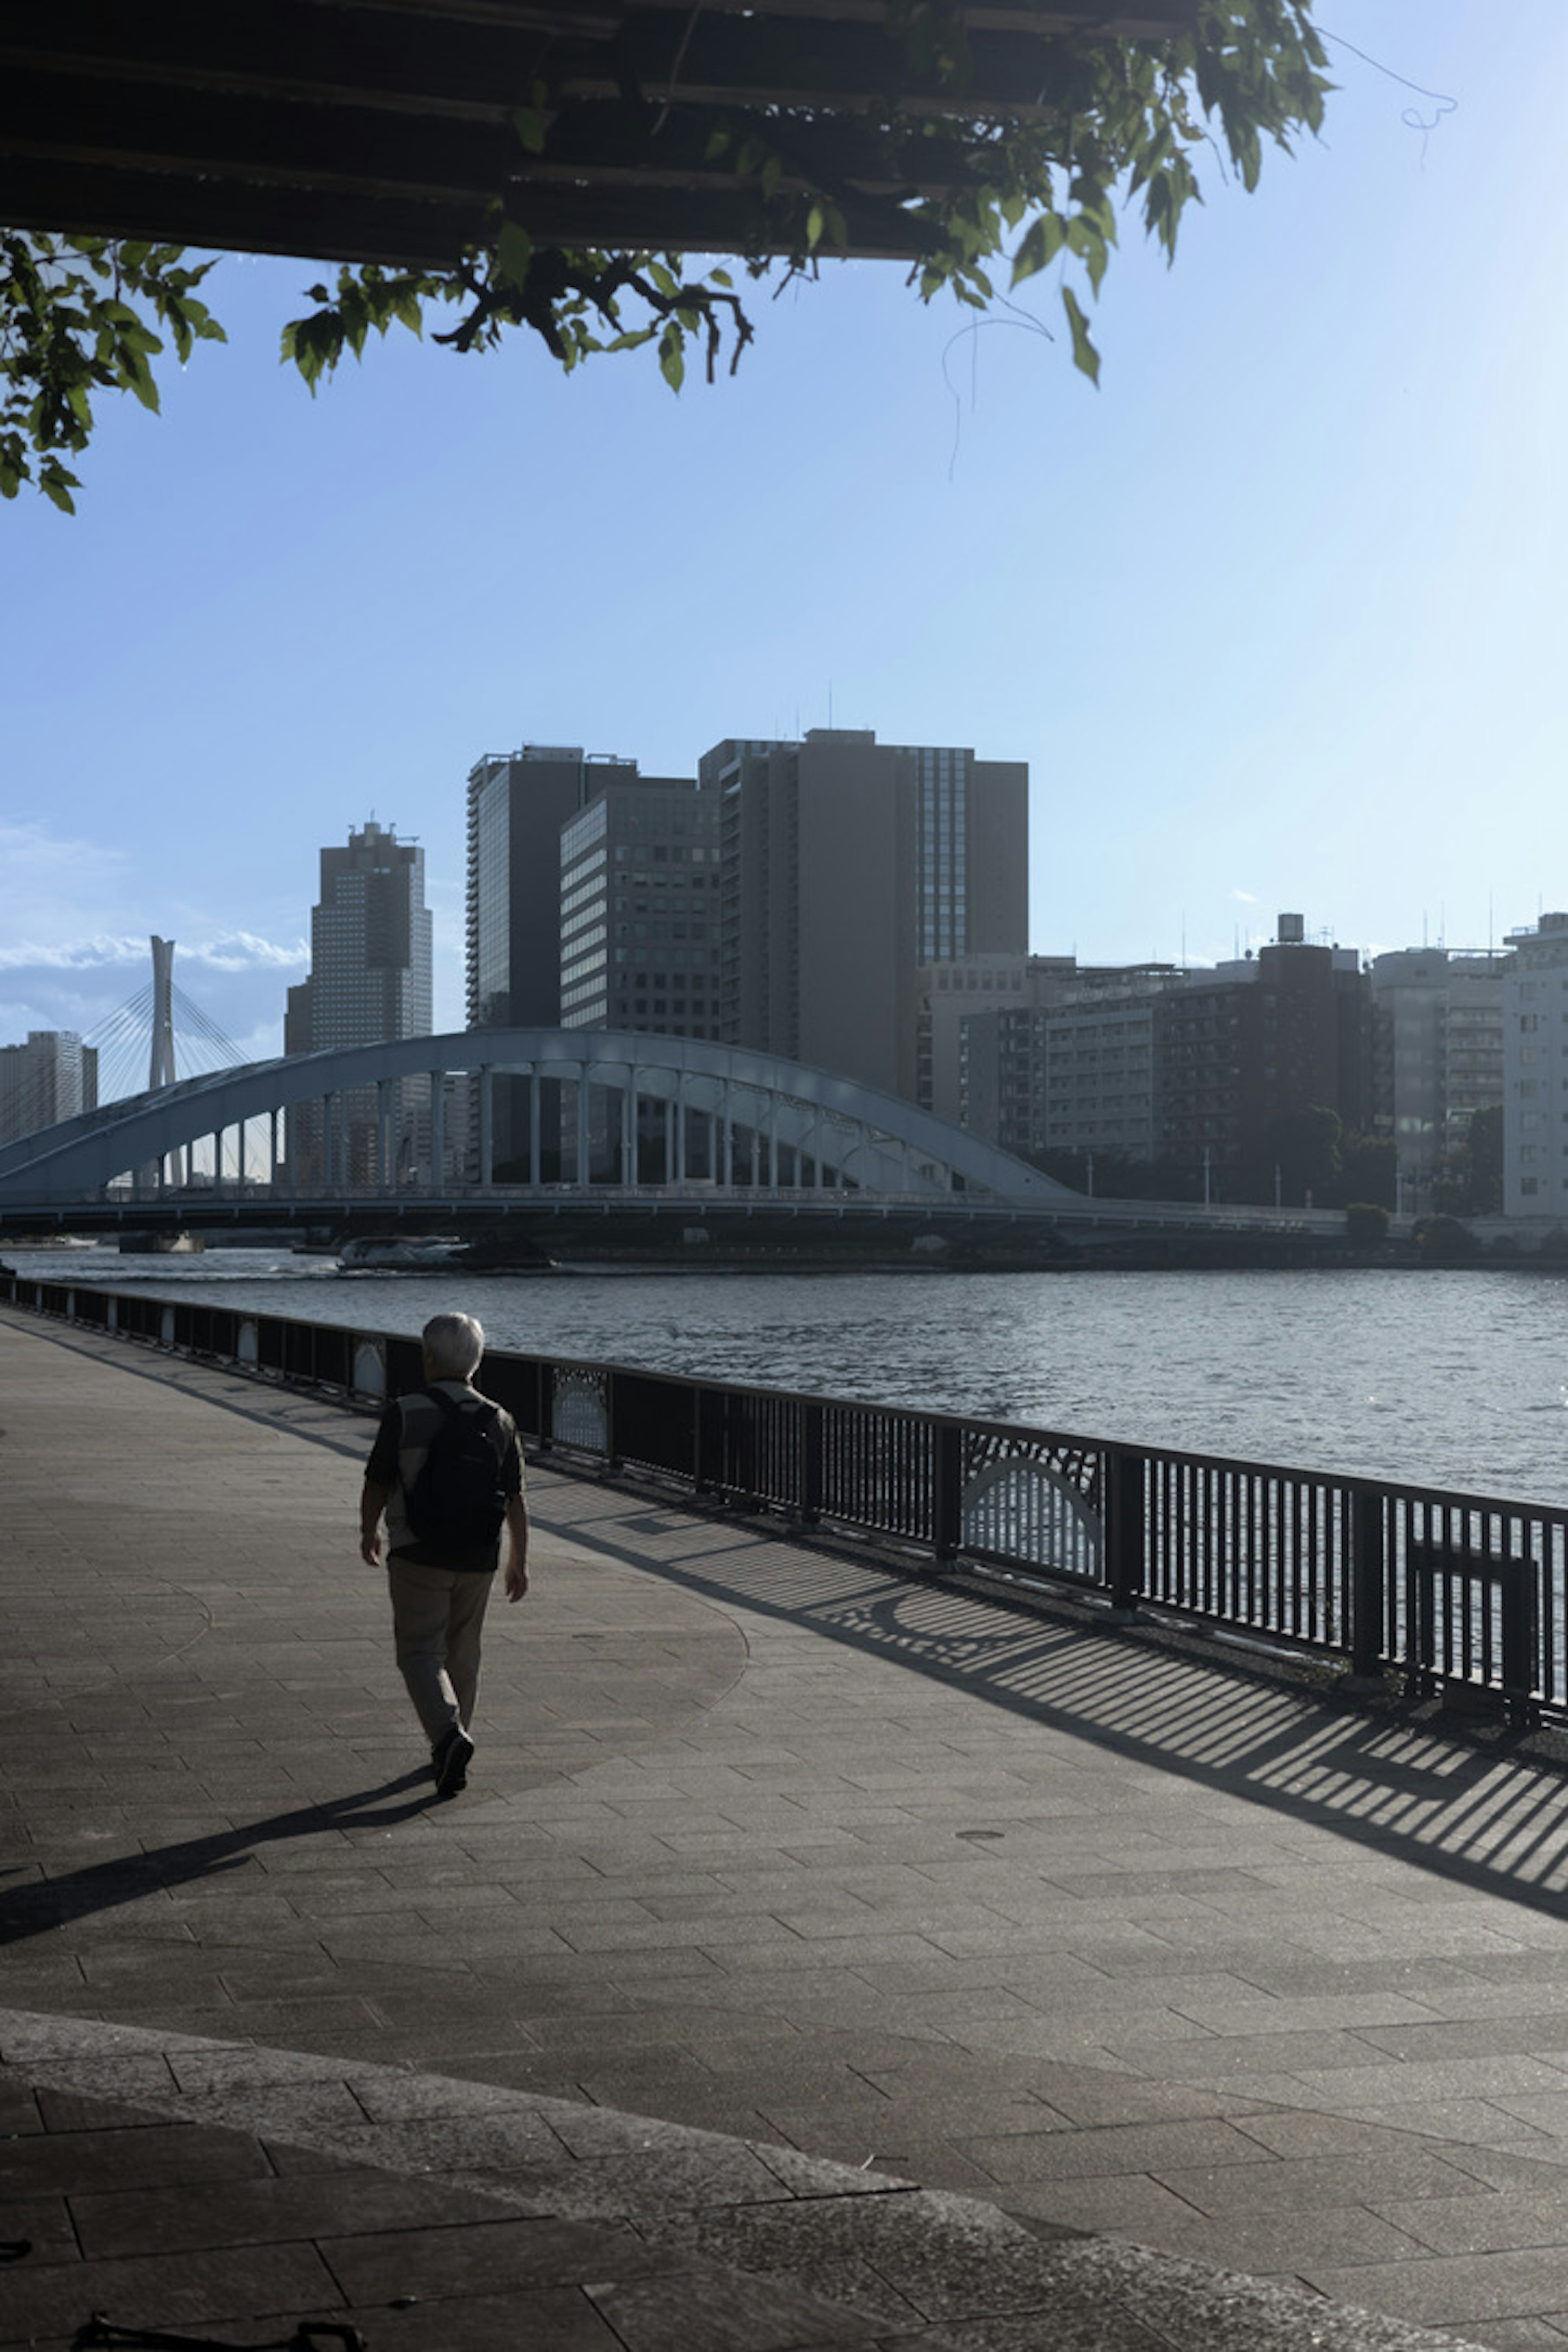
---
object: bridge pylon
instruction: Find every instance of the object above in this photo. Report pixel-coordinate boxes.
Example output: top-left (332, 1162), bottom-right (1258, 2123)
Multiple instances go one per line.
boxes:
top-left (148, 937), bottom-right (177, 1092)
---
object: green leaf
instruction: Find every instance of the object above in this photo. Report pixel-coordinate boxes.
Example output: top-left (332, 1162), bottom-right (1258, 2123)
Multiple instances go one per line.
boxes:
top-left (1011, 211), bottom-right (1065, 287)
top-left (658, 322), bottom-right (686, 392)
top-left (496, 220), bottom-right (533, 291)
top-left (1061, 284), bottom-right (1100, 385)
top-left (512, 105), bottom-right (547, 156)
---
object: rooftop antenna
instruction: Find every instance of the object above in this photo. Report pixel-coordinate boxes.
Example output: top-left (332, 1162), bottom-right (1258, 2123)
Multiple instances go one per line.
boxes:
top-left (1180, 911), bottom-right (1187, 971)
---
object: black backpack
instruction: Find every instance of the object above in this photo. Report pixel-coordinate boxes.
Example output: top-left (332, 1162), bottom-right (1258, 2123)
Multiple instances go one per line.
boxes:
top-left (403, 1388), bottom-right (507, 1559)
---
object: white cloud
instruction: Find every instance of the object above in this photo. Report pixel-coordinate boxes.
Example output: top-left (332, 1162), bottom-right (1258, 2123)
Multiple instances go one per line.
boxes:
top-left (183, 932), bottom-right (309, 973)
top-left (0, 935), bottom-right (150, 971)
top-left (0, 931), bottom-right (306, 973)
top-left (1230, 888), bottom-right (1258, 905)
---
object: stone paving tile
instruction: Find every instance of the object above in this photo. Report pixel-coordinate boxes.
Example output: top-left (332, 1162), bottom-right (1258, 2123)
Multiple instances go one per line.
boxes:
top-left (584, 2265), bottom-right (885, 2350)
top-left (1304, 2246), bottom-right (1568, 2328)
top-left (0, 2239), bottom-right (340, 2343)
top-left (1374, 2189), bottom-right (1568, 2259)
top-left (71, 2163), bottom-right (509, 2257)
top-left (1288, 2057), bottom-right (1568, 2109)
top-left (0, 2192), bottom-right (82, 2267)
top-left (1154, 2148), bottom-right (1488, 2218)
top-left (1454, 2323), bottom-right (1568, 2350)
top-left (0, 2117), bottom-right (270, 2198)
top-left (951, 2118), bottom-right (1283, 2187)
top-left (318, 2283), bottom-right (635, 2352)
top-left (1039, 2183), bottom-right (1431, 2274)
top-left (1326, 2100), bottom-right (1567, 2150)
top-left (321, 2212), bottom-right (679, 2303)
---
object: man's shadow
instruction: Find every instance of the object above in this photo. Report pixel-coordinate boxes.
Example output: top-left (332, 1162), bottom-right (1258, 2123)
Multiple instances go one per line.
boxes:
top-left (0, 1769), bottom-right (437, 1945)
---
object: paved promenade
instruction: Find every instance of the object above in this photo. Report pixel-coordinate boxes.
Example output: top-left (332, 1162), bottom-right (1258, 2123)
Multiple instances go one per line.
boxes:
top-left (10, 1306), bottom-right (1568, 2348)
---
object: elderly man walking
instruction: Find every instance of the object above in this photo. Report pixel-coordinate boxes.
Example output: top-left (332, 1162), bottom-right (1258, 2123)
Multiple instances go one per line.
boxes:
top-left (360, 1312), bottom-right (528, 1797)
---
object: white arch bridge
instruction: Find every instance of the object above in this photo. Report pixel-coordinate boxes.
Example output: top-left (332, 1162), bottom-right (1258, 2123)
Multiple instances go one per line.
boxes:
top-left (0, 1029), bottom-right (1074, 1214)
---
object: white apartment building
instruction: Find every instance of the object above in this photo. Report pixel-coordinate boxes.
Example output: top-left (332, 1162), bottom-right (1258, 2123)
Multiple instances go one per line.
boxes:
top-left (1370, 948), bottom-right (1507, 1192)
top-left (916, 956), bottom-right (1048, 1127)
top-left (953, 963), bottom-right (1184, 1160)
top-left (1503, 912), bottom-right (1568, 1218)
top-left (1040, 971), bottom-right (1183, 1161)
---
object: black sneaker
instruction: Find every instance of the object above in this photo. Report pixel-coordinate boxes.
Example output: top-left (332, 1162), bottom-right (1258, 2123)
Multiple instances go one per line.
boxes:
top-left (433, 1726), bottom-right (474, 1799)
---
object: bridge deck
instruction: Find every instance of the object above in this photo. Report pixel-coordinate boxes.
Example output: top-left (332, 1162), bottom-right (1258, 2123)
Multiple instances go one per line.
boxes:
top-left (5, 1305), bottom-right (1566, 2346)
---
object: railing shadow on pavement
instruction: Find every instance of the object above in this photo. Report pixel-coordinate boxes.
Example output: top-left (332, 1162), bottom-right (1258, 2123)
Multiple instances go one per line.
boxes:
top-left (537, 1483), bottom-right (1568, 1923)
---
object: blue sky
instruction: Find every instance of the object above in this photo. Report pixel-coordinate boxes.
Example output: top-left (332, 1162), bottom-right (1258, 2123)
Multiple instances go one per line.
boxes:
top-left (3, 1), bottom-right (1561, 1083)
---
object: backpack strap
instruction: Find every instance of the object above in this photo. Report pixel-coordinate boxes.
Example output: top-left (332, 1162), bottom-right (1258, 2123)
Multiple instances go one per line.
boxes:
top-left (421, 1385), bottom-right (503, 1452)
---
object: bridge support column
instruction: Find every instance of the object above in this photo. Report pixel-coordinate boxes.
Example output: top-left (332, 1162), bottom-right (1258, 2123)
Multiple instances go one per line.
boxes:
top-left (377, 1081), bottom-right (392, 1189)
top-left (575, 1073), bottom-right (590, 1185)
top-left (722, 1082), bottom-right (733, 1189)
top-left (674, 1078), bottom-right (687, 1184)
top-left (622, 1069), bottom-right (637, 1186)
top-left (478, 1067), bottom-right (493, 1189)
top-left (429, 1076), bottom-right (444, 1189)
top-left (528, 1072), bottom-right (541, 1185)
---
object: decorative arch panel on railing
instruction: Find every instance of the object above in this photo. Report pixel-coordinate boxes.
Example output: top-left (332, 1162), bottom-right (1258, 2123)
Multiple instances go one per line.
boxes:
top-left (962, 1446), bottom-right (1105, 1584)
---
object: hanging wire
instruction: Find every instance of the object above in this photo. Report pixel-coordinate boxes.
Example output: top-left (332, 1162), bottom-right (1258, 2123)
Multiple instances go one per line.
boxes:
top-left (1316, 25), bottom-right (1459, 164)
top-left (80, 971), bottom-right (247, 1106)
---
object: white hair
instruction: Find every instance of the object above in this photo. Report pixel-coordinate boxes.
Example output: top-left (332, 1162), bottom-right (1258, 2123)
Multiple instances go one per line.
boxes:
top-left (422, 1312), bottom-right (484, 1380)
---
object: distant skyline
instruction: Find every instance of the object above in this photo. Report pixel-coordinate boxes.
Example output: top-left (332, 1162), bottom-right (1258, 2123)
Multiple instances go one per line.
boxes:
top-left (3, 1), bottom-right (1561, 1086)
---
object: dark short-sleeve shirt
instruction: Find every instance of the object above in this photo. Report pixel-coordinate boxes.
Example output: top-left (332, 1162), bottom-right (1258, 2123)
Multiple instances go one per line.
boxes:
top-left (365, 1380), bottom-right (524, 1570)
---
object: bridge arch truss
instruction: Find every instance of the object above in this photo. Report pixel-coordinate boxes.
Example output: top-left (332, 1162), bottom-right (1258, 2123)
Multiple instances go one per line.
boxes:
top-left (0, 1029), bottom-right (1071, 1209)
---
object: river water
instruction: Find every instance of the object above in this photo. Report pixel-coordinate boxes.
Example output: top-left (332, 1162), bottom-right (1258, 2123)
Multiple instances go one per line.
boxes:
top-left (12, 1245), bottom-right (1568, 1507)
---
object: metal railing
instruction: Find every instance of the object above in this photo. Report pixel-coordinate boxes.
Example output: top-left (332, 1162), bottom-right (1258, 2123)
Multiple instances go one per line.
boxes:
top-left (5, 1272), bottom-right (1561, 1726)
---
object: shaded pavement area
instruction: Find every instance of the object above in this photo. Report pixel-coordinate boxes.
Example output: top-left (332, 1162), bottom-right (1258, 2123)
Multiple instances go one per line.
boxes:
top-left (10, 1305), bottom-right (1568, 2348)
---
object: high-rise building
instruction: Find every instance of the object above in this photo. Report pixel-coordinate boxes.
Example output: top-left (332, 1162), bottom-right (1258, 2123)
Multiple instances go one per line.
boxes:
top-left (466, 745), bottom-right (642, 1032)
top-left (699, 728), bottom-right (1028, 1100)
top-left (0, 1030), bottom-right (98, 1145)
top-left (1503, 912), bottom-right (1568, 1218)
top-left (285, 820), bottom-right (432, 1185)
top-left (559, 776), bottom-right (720, 1038)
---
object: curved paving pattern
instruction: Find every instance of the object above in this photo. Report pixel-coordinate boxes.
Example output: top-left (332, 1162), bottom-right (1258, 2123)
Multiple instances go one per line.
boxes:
top-left (5, 1304), bottom-right (1568, 2345)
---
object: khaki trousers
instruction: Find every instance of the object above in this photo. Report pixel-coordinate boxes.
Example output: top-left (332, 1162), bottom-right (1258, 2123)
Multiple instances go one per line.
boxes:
top-left (386, 1557), bottom-right (496, 1748)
